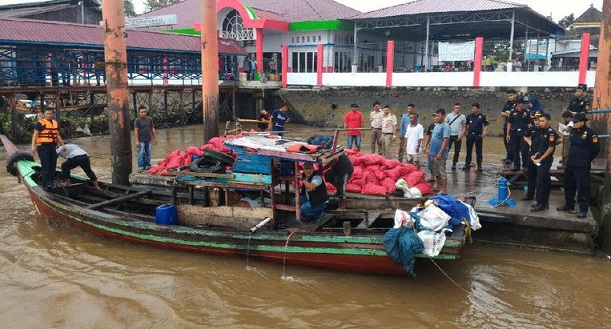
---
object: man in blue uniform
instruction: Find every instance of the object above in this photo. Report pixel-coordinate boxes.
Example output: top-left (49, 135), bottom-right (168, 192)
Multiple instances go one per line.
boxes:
top-left (567, 84), bottom-right (591, 115)
top-left (506, 96), bottom-right (533, 171)
top-left (501, 90), bottom-right (517, 164)
top-left (269, 104), bottom-right (290, 137)
top-left (463, 103), bottom-right (489, 171)
top-left (557, 113), bottom-right (600, 218)
top-left (530, 114), bottom-right (559, 212)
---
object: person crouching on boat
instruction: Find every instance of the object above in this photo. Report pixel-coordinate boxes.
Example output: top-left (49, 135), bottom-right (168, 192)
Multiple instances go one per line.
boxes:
top-left (299, 162), bottom-right (328, 222)
top-left (324, 153), bottom-right (354, 210)
top-left (31, 108), bottom-right (67, 190)
top-left (56, 143), bottom-right (100, 189)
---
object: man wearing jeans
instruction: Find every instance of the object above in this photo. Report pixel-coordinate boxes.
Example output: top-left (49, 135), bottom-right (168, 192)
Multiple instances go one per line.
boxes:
top-left (428, 109), bottom-right (451, 194)
top-left (134, 105), bottom-right (157, 173)
top-left (299, 163), bottom-right (328, 221)
top-left (445, 102), bottom-right (466, 169)
top-left (344, 103), bottom-right (363, 151)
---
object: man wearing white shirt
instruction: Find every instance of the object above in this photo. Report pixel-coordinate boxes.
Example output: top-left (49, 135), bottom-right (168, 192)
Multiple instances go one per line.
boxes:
top-left (56, 143), bottom-right (99, 188)
top-left (404, 113), bottom-right (424, 167)
top-left (445, 102), bottom-right (467, 169)
top-left (558, 111), bottom-right (573, 169)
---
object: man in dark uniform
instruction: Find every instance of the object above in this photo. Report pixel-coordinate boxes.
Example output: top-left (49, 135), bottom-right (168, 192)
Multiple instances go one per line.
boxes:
top-left (567, 84), bottom-right (591, 115)
top-left (463, 102), bottom-right (489, 171)
top-left (506, 96), bottom-right (533, 171)
top-left (557, 113), bottom-right (600, 218)
top-left (530, 114), bottom-right (559, 212)
top-left (501, 90), bottom-right (517, 164)
top-left (521, 112), bottom-right (543, 202)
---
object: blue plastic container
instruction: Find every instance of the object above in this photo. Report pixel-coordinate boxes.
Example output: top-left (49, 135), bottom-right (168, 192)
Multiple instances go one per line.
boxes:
top-left (156, 204), bottom-right (178, 225)
top-left (498, 177), bottom-right (508, 201)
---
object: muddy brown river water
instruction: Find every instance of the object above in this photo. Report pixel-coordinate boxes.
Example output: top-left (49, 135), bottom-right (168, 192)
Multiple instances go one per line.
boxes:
top-left (0, 123), bottom-right (610, 328)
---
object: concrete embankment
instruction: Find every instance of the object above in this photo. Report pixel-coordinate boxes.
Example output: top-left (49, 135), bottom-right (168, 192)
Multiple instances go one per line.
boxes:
top-left (279, 87), bottom-right (581, 136)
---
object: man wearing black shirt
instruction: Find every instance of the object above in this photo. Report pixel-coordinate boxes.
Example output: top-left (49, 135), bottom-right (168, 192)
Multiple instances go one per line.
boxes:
top-left (521, 114), bottom-right (542, 202)
top-left (463, 103), bottom-right (489, 171)
top-left (557, 113), bottom-right (600, 218)
top-left (501, 90), bottom-right (517, 164)
top-left (567, 84), bottom-right (591, 115)
top-left (506, 96), bottom-right (533, 171)
top-left (530, 114), bottom-right (558, 212)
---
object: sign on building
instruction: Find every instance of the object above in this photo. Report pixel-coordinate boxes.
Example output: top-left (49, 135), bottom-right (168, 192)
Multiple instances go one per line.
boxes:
top-left (125, 14), bottom-right (178, 29)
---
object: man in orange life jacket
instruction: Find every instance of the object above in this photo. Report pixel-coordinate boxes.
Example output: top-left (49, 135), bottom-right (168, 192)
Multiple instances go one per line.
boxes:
top-left (31, 108), bottom-right (66, 189)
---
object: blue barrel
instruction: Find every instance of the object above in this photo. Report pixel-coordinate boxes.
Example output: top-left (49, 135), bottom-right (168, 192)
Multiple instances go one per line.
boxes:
top-left (498, 178), bottom-right (508, 201)
top-left (156, 204), bottom-right (178, 225)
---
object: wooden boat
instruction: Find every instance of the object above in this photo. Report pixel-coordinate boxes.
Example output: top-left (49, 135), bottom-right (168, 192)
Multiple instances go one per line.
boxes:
top-left (2, 134), bottom-right (466, 276)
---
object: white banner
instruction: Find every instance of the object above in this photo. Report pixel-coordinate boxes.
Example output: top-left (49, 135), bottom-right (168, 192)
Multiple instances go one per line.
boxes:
top-left (438, 41), bottom-right (475, 62)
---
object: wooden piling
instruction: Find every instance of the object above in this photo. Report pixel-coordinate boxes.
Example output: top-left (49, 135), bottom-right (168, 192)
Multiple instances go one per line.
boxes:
top-left (102, 0), bottom-right (132, 185)
top-left (201, 0), bottom-right (219, 143)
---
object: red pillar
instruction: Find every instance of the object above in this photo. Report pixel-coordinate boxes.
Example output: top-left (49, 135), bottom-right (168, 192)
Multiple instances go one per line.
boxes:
top-left (282, 44), bottom-right (288, 88)
top-left (578, 33), bottom-right (591, 84)
top-left (473, 37), bottom-right (484, 87)
top-left (317, 43), bottom-right (323, 86)
top-left (256, 28), bottom-right (264, 75)
top-left (385, 40), bottom-right (395, 87)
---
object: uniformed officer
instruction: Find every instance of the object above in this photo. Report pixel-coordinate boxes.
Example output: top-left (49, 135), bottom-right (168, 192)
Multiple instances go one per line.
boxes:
top-left (567, 84), bottom-right (591, 115)
top-left (557, 113), bottom-right (600, 218)
top-left (501, 90), bottom-right (517, 164)
top-left (506, 96), bottom-right (533, 171)
top-left (521, 113), bottom-right (543, 202)
top-left (530, 114), bottom-right (558, 212)
top-left (463, 102), bottom-right (489, 171)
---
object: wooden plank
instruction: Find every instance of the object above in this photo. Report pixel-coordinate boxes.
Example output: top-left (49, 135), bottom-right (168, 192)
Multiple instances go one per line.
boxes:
top-left (170, 171), bottom-right (233, 179)
top-left (87, 190), bottom-right (151, 210)
top-left (177, 204), bottom-right (273, 229)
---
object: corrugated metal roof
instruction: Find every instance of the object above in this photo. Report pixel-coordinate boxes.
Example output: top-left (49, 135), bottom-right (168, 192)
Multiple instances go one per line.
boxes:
top-left (351, 0), bottom-right (525, 19)
top-left (0, 18), bottom-right (246, 55)
top-left (138, 0), bottom-right (362, 30)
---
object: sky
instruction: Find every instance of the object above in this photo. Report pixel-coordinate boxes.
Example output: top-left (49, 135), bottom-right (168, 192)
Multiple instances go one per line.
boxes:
top-left (0, 0), bottom-right (604, 23)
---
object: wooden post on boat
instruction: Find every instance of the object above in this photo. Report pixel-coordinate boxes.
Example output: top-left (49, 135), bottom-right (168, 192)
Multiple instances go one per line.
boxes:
top-left (102, 0), bottom-right (132, 185)
top-left (593, 0), bottom-right (611, 251)
top-left (201, 0), bottom-right (219, 143)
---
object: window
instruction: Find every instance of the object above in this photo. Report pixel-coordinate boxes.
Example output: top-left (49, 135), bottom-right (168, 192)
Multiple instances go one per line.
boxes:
top-left (299, 52), bottom-right (306, 72)
top-left (291, 37), bottom-right (294, 43)
top-left (318, 36), bottom-right (321, 42)
top-left (292, 52), bottom-right (298, 72)
top-left (221, 10), bottom-right (253, 40)
top-left (307, 36), bottom-right (310, 43)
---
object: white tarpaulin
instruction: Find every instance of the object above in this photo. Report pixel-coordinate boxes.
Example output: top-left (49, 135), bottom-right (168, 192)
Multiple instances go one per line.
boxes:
top-left (438, 41), bottom-right (476, 62)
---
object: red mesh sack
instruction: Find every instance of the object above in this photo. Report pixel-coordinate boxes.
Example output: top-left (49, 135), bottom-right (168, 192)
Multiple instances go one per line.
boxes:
top-left (346, 183), bottom-right (362, 193)
top-left (166, 154), bottom-right (183, 169)
top-left (365, 172), bottom-right (379, 185)
top-left (361, 184), bottom-right (387, 196)
top-left (386, 167), bottom-right (403, 181)
top-left (185, 146), bottom-right (203, 157)
top-left (163, 150), bottom-right (181, 163)
top-left (351, 155), bottom-right (362, 166)
top-left (383, 177), bottom-right (397, 194)
top-left (351, 166), bottom-right (363, 180)
top-left (383, 159), bottom-right (401, 169)
top-left (325, 182), bottom-right (337, 195)
top-left (374, 169), bottom-right (386, 181)
top-left (406, 170), bottom-right (425, 187)
top-left (414, 182), bottom-right (434, 196)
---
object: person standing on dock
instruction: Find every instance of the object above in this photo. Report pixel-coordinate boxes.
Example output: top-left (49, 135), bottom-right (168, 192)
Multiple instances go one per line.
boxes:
top-left (506, 96), bottom-right (532, 172)
top-left (299, 162), bottom-right (328, 221)
top-left (403, 113), bottom-right (424, 167)
top-left (567, 84), bottom-right (590, 115)
top-left (398, 103), bottom-right (415, 162)
top-left (501, 90), bottom-right (517, 165)
top-left (522, 112), bottom-right (543, 202)
top-left (423, 114), bottom-right (436, 181)
top-left (343, 103), bottom-right (364, 151)
top-left (445, 102), bottom-right (466, 170)
top-left (134, 105), bottom-right (157, 173)
top-left (429, 109), bottom-right (451, 194)
top-left (31, 108), bottom-right (67, 189)
top-left (56, 143), bottom-right (99, 189)
top-left (557, 113), bottom-right (600, 218)
top-left (557, 111), bottom-right (573, 170)
top-left (380, 105), bottom-right (398, 159)
top-left (530, 114), bottom-right (559, 212)
top-left (269, 104), bottom-right (290, 137)
top-left (463, 103), bottom-right (489, 172)
top-left (369, 101), bottom-right (384, 154)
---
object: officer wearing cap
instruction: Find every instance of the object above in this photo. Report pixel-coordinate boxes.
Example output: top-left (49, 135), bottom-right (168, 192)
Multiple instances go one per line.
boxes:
top-left (506, 96), bottom-right (533, 171)
top-left (521, 111), bottom-right (543, 202)
top-left (501, 90), bottom-right (517, 164)
top-left (530, 114), bottom-right (559, 212)
top-left (567, 84), bottom-right (591, 115)
top-left (557, 113), bottom-right (600, 218)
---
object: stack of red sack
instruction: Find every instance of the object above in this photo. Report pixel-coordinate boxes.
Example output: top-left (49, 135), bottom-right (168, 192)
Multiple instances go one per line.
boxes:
top-left (343, 149), bottom-right (433, 196)
top-left (146, 135), bottom-right (238, 175)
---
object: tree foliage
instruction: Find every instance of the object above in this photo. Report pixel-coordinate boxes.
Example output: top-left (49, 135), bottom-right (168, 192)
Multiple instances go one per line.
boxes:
top-left (145, 0), bottom-right (183, 12)
top-left (124, 0), bottom-right (136, 17)
top-left (558, 13), bottom-right (575, 29)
